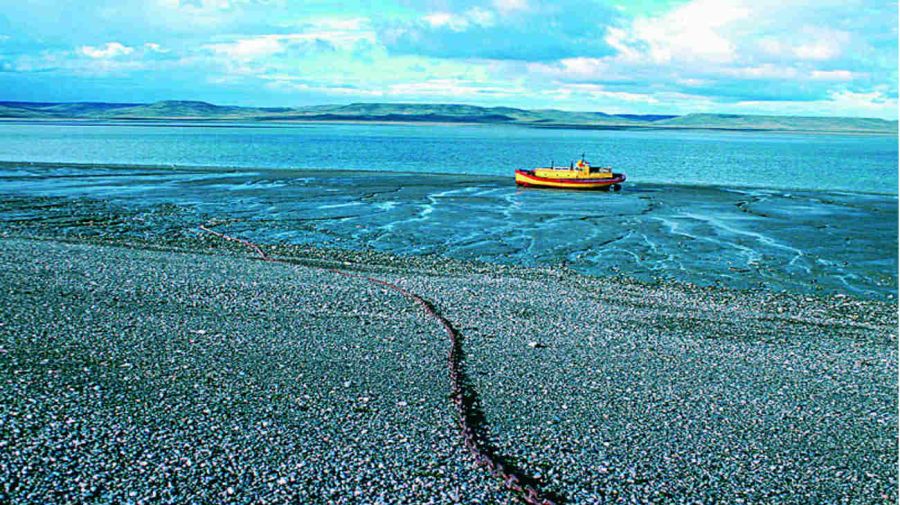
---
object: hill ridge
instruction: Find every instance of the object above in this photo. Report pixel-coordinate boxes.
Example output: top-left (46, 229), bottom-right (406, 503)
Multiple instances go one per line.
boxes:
top-left (0, 100), bottom-right (894, 134)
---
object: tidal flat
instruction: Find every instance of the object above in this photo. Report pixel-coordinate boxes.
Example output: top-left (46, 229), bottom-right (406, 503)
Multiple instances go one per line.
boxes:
top-left (0, 198), bottom-right (896, 504)
top-left (1, 162), bottom-right (897, 299)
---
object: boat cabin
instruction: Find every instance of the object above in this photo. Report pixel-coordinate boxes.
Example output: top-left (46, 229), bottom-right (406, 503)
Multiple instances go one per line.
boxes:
top-left (533, 157), bottom-right (615, 180)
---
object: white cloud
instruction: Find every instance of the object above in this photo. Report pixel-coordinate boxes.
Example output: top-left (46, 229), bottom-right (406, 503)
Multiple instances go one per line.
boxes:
top-left (757, 37), bottom-right (786, 56)
top-left (144, 43), bottom-right (169, 53)
top-left (724, 64), bottom-right (800, 79)
top-left (828, 88), bottom-right (895, 107)
top-left (809, 69), bottom-right (855, 81)
top-left (516, 0), bottom-right (887, 115)
top-left (795, 27), bottom-right (850, 61)
top-left (557, 83), bottom-right (659, 103)
top-left (423, 8), bottom-right (496, 32)
top-left (607, 1), bottom-right (852, 67)
top-left (80, 42), bottom-right (134, 59)
top-left (558, 57), bottom-right (607, 78)
top-left (308, 17), bottom-right (368, 31)
top-left (793, 41), bottom-right (842, 61)
top-left (149, 0), bottom-right (289, 29)
top-left (677, 78), bottom-right (707, 86)
top-left (205, 23), bottom-right (375, 62)
top-left (733, 89), bottom-right (897, 117)
top-left (466, 7), bottom-right (496, 27)
top-left (627, 0), bottom-right (750, 64)
top-left (604, 27), bottom-right (640, 61)
top-left (207, 36), bottom-right (285, 59)
top-left (760, 27), bottom-right (850, 61)
top-left (424, 12), bottom-right (462, 30)
top-left (493, 0), bottom-right (529, 15)
top-left (155, 0), bottom-right (285, 14)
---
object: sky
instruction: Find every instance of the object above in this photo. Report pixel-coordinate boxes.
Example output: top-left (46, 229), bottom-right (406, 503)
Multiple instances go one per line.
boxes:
top-left (0, 0), bottom-right (896, 118)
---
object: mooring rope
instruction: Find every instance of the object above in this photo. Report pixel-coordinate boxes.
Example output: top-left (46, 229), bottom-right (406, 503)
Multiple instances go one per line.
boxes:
top-left (198, 224), bottom-right (558, 505)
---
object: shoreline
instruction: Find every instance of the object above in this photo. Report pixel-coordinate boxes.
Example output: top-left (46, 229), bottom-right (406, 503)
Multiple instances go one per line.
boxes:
top-left (8, 225), bottom-right (899, 306)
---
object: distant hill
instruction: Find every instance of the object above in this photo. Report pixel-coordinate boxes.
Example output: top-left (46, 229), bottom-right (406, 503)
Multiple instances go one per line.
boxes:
top-left (107, 100), bottom-right (246, 118)
top-left (616, 114), bottom-right (679, 122)
top-left (654, 113), bottom-right (896, 134)
top-left (0, 101), bottom-right (141, 118)
top-left (0, 100), bottom-right (895, 134)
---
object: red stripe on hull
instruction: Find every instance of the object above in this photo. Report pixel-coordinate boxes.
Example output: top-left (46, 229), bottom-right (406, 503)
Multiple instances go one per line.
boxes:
top-left (515, 170), bottom-right (626, 185)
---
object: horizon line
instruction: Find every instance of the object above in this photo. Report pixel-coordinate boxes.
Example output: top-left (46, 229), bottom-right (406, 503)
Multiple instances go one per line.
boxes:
top-left (1, 99), bottom-right (897, 122)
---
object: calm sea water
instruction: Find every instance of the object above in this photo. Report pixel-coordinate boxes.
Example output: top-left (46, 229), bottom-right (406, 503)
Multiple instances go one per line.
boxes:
top-left (0, 121), bottom-right (896, 193)
top-left (0, 121), bottom-right (896, 298)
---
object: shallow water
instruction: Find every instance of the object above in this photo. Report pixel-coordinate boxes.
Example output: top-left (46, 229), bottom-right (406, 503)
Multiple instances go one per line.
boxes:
top-left (0, 121), bottom-right (896, 193)
top-left (1, 161), bottom-right (896, 298)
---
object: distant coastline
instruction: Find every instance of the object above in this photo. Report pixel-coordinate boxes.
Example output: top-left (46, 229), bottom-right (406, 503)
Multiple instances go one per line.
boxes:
top-left (0, 100), bottom-right (896, 135)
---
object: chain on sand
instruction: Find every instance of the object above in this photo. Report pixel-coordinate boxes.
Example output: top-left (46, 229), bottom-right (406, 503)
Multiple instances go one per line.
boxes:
top-left (199, 224), bottom-right (558, 505)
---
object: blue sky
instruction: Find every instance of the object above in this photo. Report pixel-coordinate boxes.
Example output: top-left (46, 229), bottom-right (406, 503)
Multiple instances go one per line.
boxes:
top-left (0, 0), bottom-right (896, 118)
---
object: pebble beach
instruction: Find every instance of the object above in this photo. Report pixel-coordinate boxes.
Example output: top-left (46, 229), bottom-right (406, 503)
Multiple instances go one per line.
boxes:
top-left (0, 198), bottom-right (896, 504)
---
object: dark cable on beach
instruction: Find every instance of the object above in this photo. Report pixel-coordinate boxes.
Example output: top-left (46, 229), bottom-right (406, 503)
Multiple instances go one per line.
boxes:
top-left (198, 223), bottom-right (558, 505)
top-left (198, 225), bottom-right (271, 261)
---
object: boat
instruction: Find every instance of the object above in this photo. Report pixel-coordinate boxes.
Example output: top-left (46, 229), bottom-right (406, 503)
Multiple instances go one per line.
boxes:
top-left (515, 156), bottom-right (626, 191)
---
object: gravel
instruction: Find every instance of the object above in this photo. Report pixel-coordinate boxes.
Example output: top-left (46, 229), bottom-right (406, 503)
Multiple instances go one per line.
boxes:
top-left (0, 203), bottom-right (896, 504)
top-left (0, 239), bottom-right (506, 504)
top-left (399, 269), bottom-right (897, 503)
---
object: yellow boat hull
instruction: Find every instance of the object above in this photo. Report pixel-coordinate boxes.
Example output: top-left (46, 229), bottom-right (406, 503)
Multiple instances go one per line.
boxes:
top-left (515, 170), bottom-right (626, 190)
